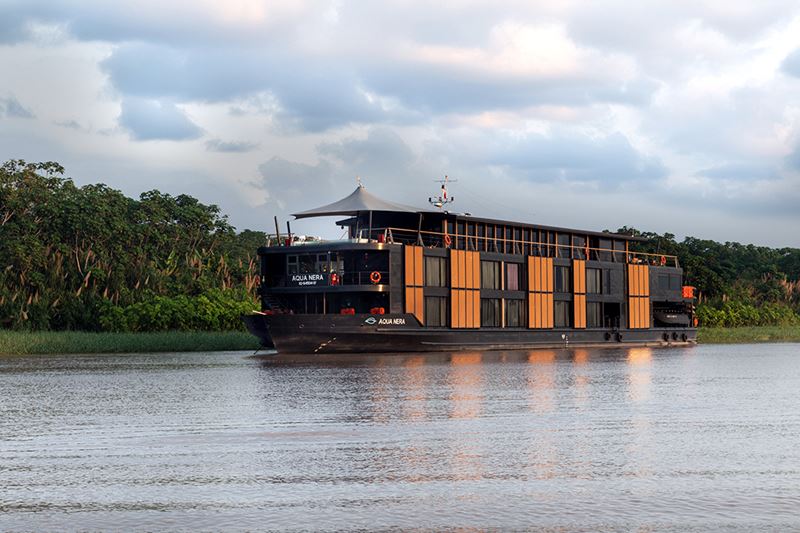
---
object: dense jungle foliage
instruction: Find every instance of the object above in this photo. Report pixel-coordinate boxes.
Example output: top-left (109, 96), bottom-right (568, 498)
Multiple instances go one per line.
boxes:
top-left (624, 227), bottom-right (800, 327)
top-left (2, 160), bottom-right (799, 331)
top-left (0, 160), bottom-right (263, 331)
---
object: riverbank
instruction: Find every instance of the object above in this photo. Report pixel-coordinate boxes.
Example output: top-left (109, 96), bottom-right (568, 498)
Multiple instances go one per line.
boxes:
top-left (0, 330), bottom-right (260, 355)
top-left (696, 326), bottom-right (800, 344)
top-left (2, 326), bottom-right (799, 355)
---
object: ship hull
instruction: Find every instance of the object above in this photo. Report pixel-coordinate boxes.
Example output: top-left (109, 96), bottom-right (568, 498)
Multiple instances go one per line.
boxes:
top-left (243, 313), bottom-right (696, 354)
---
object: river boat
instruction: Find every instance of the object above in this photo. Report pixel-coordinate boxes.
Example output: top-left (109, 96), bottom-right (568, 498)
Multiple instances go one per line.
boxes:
top-left (243, 183), bottom-right (697, 353)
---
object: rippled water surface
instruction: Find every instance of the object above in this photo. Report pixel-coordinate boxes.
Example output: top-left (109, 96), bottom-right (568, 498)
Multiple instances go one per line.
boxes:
top-left (2, 344), bottom-right (800, 531)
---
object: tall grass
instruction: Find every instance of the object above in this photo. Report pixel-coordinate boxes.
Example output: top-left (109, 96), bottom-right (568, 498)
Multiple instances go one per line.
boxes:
top-left (0, 330), bottom-right (260, 355)
top-left (698, 326), bottom-right (800, 344)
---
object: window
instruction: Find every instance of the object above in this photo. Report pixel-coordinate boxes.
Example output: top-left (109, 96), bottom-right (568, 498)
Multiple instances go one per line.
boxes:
top-left (554, 266), bottom-right (571, 293)
top-left (505, 262), bottom-right (522, 291)
top-left (587, 268), bottom-right (602, 294)
top-left (425, 296), bottom-right (447, 327)
top-left (287, 255), bottom-right (298, 275)
top-left (587, 302), bottom-right (602, 328)
top-left (554, 301), bottom-right (571, 327)
top-left (573, 236), bottom-right (586, 260)
top-left (425, 256), bottom-right (447, 287)
top-left (669, 274), bottom-right (681, 290)
top-left (481, 261), bottom-right (501, 289)
top-left (481, 298), bottom-right (501, 327)
top-left (505, 299), bottom-right (525, 327)
top-left (557, 234), bottom-right (571, 258)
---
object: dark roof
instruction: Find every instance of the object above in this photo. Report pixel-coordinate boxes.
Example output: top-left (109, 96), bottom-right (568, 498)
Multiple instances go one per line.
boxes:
top-left (292, 185), bottom-right (422, 219)
top-left (292, 184), bottom-right (643, 241)
top-left (451, 213), bottom-right (646, 241)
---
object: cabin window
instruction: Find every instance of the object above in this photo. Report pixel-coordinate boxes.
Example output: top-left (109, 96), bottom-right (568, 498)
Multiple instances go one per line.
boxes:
top-left (587, 268), bottom-right (602, 294)
top-left (658, 273), bottom-right (669, 290)
top-left (670, 274), bottom-right (681, 290)
top-left (613, 240), bottom-right (626, 262)
top-left (557, 234), bottom-right (571, 258)
top-left (597, 238), bottom-right (612, 262)
top-left (425, 256), bottom-right (447, 287)
top-left (554, 266), bottom-right (571, 293)
top-left (425, 296), bottom-right (448, 327)
top-left (481, 261), bottom-right (501, 290)
top-left (505, 299), bottom-right (525, 327)
top-left (573, 236), bottom-right (586, 260)
top-left (481, 298), bottom-right (501, 327)
top-left (554, 301), bottom-right (571, 327)
top-left (587, 302), bottom-right (602, 328)
top-left (505, 263), bottom-right (522, 291)
top-left (287, 255), bottom-right (298, 275)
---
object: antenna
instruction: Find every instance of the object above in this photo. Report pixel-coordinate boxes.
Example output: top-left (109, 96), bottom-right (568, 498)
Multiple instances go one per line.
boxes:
top-left (428, 175), bottom-right (457, 209)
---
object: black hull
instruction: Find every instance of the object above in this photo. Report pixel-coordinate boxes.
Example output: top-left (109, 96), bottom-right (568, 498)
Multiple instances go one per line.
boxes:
top-left (242, 314), bottom-right (275, 348)
top-left (243, 313), bottom-right (696, 354)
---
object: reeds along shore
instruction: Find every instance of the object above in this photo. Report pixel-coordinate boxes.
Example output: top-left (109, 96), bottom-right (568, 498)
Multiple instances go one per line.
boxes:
top-left (1, 327), bottom-right (800, 355)
top-left (0, 330), bottom-right (260, 355)
top-left (695, 326), bottom-right (800, 344)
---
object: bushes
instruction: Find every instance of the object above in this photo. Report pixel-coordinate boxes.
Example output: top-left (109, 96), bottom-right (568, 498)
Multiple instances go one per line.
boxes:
top-left (697, 301), bottom-right (800, 328)
top-left (98, 289), bottom-right (258, 332)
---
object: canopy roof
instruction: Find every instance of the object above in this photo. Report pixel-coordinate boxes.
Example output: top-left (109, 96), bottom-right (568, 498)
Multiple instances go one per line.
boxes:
top-left (291, 185), bottom-right (422, 219)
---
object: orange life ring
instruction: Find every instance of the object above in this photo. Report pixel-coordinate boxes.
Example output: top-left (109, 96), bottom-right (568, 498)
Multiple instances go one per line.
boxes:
top-left (330, 272), bottom-right (339, 286)
top-left (444, 234), bottom-right (452, 247)
top-left (659, 255), bottom-right (667, 266)
top-left (370, 271), bottom-right (381, 284)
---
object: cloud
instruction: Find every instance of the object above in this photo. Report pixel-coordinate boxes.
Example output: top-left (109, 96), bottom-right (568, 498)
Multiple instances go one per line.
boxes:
top-left (54, 119), bottom-right (81, 129)
top-left (0, 95), bottom-right (35, 118)
top-left (317, 128), bottom-right (415, 175)
top-left (487, 131), bottom-right (667, 185)
top-left (118, 98), bottom-right (202, 141)
top-left (697, 162), bottom-right (779, 181)
top-left (205, 138), bottom-right (259, 153)
top-left (782, 48), bottom-right (800, 78)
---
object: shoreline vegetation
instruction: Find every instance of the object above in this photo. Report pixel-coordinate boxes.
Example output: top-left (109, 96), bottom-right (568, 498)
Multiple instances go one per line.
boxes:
top-left (2, 327), bottom-right (799, 356)
top-left (0, 330), bottom-right (260, 356)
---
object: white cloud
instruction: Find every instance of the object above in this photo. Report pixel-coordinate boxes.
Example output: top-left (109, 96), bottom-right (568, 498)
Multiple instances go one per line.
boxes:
top-left (0, 1), bottom-right (799, 246)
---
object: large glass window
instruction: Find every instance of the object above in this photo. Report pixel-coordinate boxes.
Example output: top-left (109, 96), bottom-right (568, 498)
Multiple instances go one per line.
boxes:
top-left (554, 301), bottom-right (571, 327)
top-left (425, 256), bottom-right (447, 287)
top-left (481, 261), bottom-right (501, 289)
top-left (505, 299), bottom-right (525, 327)
top-left (587, 268), bottom-right (602, 294)
top-left (505, 262), bottom-right (522, 291)
top-left (554, 266), bottom-right (571, 293)
top-left (587, 302), bottom-right (602, 328)
top-left (557, 234), bottom-right (571, 258)
top-left (425, 296), bottom-right (447, 327)
top-left (481, 298), bottom-right (501, 327)
top-left (573, 236), bottom-right (586, 260)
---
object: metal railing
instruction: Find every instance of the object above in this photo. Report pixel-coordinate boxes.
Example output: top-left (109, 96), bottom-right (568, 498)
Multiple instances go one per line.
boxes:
top-left (373, 227), bottom-right (678, 267)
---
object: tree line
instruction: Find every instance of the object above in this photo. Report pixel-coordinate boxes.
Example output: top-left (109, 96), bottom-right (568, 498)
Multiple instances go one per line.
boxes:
top-left (624, 227), bottom-right (800, 327)
top-left (0, 160), bottom-right (264, 331)
top-left (2, 160), bottom-right (798, 331)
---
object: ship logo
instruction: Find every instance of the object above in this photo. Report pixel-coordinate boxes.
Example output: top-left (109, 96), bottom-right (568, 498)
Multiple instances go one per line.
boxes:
top-left (364, 317), bottom-right (377, 325)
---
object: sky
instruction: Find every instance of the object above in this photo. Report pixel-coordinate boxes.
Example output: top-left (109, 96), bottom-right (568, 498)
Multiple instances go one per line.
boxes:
top-left (1, 1), bottom-right (799, 247)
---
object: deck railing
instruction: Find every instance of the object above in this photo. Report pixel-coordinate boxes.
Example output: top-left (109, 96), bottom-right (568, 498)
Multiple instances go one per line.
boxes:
top-left (372, 227), bottom-right (678, 268)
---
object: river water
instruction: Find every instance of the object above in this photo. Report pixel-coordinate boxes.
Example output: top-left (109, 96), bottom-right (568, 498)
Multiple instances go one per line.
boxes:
top-left (1, 344), bottom-right (799, 531)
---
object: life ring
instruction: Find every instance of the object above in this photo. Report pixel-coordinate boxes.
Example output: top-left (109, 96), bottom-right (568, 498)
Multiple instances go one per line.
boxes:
top-left (330, 272), bottom-right (339, 286)
top-left (444, 234), bottom-right (452, 247)
top-left (659, 255), bottom-right (667, 266)
top-left (369, 271), bottom-right (381, 284)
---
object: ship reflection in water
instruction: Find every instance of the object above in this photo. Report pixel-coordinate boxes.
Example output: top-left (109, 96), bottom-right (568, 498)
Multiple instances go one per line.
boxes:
top-left (2, 344), bottom-right (800, 531)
